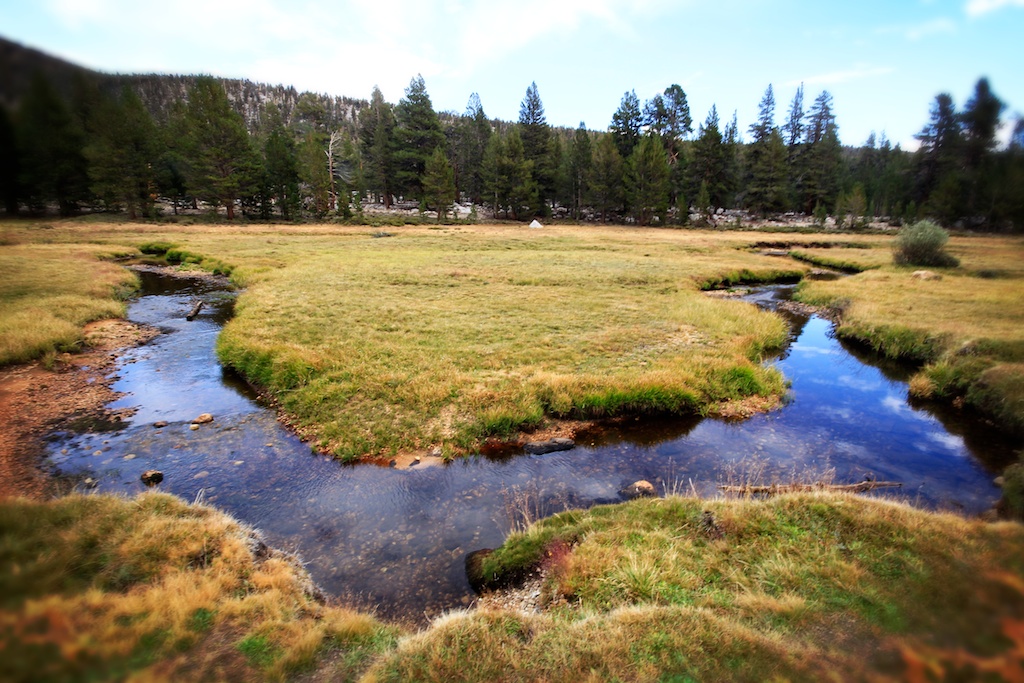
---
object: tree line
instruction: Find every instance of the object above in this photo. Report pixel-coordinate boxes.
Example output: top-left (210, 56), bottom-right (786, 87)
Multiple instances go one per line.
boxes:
top-left (1, 70), bottom-right (1021, 230)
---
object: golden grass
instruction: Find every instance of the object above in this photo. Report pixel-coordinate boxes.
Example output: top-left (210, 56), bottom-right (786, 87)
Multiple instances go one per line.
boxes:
top-left (1, 219), bottom-right (825, 459)
top-left (0, 243), bottom-right (139, 364)
top-left (0, 492), bottom-right (399, 682)
top-left (369, 492), bottom-right (1024, 682)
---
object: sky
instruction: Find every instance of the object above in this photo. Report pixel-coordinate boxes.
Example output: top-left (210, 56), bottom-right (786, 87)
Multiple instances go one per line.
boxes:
top-left (1, 0), bottom-right (1022, 149)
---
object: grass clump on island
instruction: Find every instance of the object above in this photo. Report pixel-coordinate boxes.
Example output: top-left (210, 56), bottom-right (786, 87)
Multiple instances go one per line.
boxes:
top-left (0, 492), bottom-right (400, 683)
top-left (367, 492), bottom-right (1024, 682)
top-left (796, 233), bottom-right (1024, 434)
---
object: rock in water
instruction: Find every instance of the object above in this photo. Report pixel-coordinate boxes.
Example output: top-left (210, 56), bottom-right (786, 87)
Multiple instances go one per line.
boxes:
top-left (523, 437), bottom-right (575, 455)
top-left (153, 421), bottom-right (168, 428)
top-left (141, 470), bottom-right (163, 486)
top-left (620, 480), bottom-right (657, 499)
top-left (193, 413), bottom-right (214, 424)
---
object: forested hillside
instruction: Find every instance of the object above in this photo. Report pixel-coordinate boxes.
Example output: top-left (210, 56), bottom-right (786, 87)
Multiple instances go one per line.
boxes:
top-left (1, 36), bottom-right (1021, 229)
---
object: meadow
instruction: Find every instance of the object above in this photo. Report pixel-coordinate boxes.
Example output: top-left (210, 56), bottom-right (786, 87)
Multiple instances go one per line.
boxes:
top-left (3, 219), bottom-right (1024, 681)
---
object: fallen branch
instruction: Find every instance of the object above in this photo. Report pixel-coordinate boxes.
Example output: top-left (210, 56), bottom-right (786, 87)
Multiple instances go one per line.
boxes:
top-left (186, 301), bottom-right (204, 321)
top-left (718, 480), bottom-right (902, 495)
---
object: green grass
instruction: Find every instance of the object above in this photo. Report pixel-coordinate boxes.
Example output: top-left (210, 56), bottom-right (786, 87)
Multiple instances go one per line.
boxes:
top-left (368, 492), bottom-right (1024, 682)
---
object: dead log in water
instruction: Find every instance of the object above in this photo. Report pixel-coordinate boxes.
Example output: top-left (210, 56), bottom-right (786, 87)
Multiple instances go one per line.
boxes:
top-left (718, 480), bottom-right (902, 496)
top-left (186, 301), bottom-right (204, 321)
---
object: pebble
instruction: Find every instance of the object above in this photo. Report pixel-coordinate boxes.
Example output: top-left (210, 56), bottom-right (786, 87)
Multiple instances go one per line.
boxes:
top-left (190, 424), bottom-right (200, 431)
top-left (123, 453), bottom-right (137, 460)
top-left (92, 450), bottom-right (102, 457)
top-left (153, 421), bottom-right (168, 428)
top-left (193, 471), bottom-right (210, 480)
top-left (233, 460), bottom-right (244, 466)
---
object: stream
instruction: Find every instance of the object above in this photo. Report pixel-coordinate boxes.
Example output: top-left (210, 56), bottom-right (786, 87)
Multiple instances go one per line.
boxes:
top-left (46, 270), bottom-right (1017, 623)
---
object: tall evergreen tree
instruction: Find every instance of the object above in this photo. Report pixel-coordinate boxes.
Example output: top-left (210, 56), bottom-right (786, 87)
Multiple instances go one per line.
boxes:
top-left (84, 87), bottom-right (159, 219)
top-left (609, 90), bottom-right (643, 159)
top-left (393, 75), bottom-right (444, 201)
top-left (358, 86), bottom-right (397, 208)
top-left (262, 103), bottom-right (300, 219)
top-left (567, 123), bottom-right (593, 220)
top-left (16, 74), bottom-right (88, 215)
top-left (0, 104), bottom-right (20, 214)
top-left (455, 93), bottom-right (491, 204)
top-left (180, 77), bottom-right (257, 219)
top-left (801, 90), bottom-right (841, 213)
top-left (914, 93), bottom-right (962, 220)
top-left (746, 87), bottom-right (788, 214)
top-left (748, 85), bottom-right (776, 144)
top-left (661, 84), bottom-right (693, 162)
top-left (298, 130), bottom-right (331, 217)
top-left (960, 78), bottom-right (1005, 224)
top-left (782, 84), bottom-right (805, 148)
top-left (689, 106), bottom-right (730, 209)
top-left (589, 134), bottom-right (624, 222)
top-left (423, 146), bottom-right (456, 221)
top-left (482, 128), bottom-right (535, 220)
top-left (625, 134), bottom-right (670, 226)
top-left (518, 82), bottom-right (553, 216)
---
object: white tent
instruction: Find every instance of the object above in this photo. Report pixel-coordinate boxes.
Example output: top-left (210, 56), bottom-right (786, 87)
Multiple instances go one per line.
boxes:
top-left (529, 219), bottom-right (543, 228)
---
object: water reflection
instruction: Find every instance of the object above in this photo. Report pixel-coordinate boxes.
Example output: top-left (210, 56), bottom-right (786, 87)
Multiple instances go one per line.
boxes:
top-left (46, 273), bottom-right (1013, 623)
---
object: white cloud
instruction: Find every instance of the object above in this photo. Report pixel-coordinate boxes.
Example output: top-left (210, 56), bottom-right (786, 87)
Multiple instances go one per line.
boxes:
top-left (905, 17), bottom-right (957, 40)
top-left (786, 65), bottom-right (895, 87)
top-left (965, 0), bottom-right (1024, 17)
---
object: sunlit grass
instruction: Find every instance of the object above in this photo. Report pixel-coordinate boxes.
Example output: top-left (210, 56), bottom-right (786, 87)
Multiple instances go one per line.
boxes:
top-left (0, 492), bottom-right (399, 682)
top-left (369, 492), bottom-right (1024, 682)
top-left (0, 243), bottom-right (138, 364)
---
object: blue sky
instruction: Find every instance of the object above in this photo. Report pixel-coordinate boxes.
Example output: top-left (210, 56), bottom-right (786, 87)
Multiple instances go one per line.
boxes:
top-left (1, 0), bottom-right (1022, 149)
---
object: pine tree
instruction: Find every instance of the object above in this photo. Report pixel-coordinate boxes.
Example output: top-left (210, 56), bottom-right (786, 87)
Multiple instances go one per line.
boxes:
top-left (423, 146), bottom-right (456, 221)
top-left (358, 86), bottom-right (397, 208)
top-left (16, 74), bottom-right (89, 215)
top-left (748, 85), bottom-right (775, 144)
top-left (625, 134), bottom-right (670, 226)
top-left (455, 93), bottom-right (491, 205)
top-left (609, 90), bottom-right (643, 159)
top-left (518, 82), bottom-right (553, 216)
top-left (568, 123), bottom-right (592, 220)
top-left (745, 87), bottom-right (788, 215)
top-left (914, 93), bottom-right (962, 221)
top-left (180, 77), bottom-right (257, 219)
top-left (298, 131), bottom-right (331, 217)
top-left (482, 128), bottom-right (535, 220)
top-left (689, 106), bottom-right (730, 210)
top-left (393, 75), bottom-right (444, 202)
top-left (960, 78), bottom-right (1005, 225)
top-left (801, 90), bottom-right (841, 213)
top-left (782, 84), bottom-right (805, 147)
top-left (588, 134), bottom-right (624, 223)
top-left (84, 87), bottom-right (159, 219)
top-left (262, 103), bottom-right (300, 219)
top-left (0, 104), bottom-right (21, 214)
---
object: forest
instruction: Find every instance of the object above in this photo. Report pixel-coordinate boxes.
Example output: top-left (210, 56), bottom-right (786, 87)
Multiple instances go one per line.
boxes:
top-left (1, 53), bottom-right (1021, 231)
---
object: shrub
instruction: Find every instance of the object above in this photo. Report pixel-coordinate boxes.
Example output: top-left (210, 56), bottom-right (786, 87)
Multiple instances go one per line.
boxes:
top-left (893, 220), bottom-right (959, 267)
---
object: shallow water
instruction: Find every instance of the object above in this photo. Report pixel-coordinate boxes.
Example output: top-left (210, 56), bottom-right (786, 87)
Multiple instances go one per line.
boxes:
top-left (47, 273), bottom-right (1016, 622)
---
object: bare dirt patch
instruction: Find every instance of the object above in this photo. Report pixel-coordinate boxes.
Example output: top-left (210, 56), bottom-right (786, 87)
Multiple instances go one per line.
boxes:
top-left (0, 319), bottom-right (157, 500)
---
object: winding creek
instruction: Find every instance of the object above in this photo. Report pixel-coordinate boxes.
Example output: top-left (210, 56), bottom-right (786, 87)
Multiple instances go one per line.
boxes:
top-left (46, 269), bottom-right (1017, 622)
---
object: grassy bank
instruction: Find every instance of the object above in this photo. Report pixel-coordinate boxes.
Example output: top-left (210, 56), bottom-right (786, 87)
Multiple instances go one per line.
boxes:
top-left (796, 234), bottom-right (1024, 434)
top-left (370, 492), bottom-right (1024, 682)
top-left (0, 242), bottom-right (138, 365)
top-left (3, 489), bottom-right (1021, 682)
top-left (0, 492), bottom-right (399, 682)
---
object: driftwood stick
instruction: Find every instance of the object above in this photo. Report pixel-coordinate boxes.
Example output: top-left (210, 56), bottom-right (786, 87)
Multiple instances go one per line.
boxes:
top-left (718, 481), bottom-right (902, 495)
top-left (186, 300), bottom-right (204, 321)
